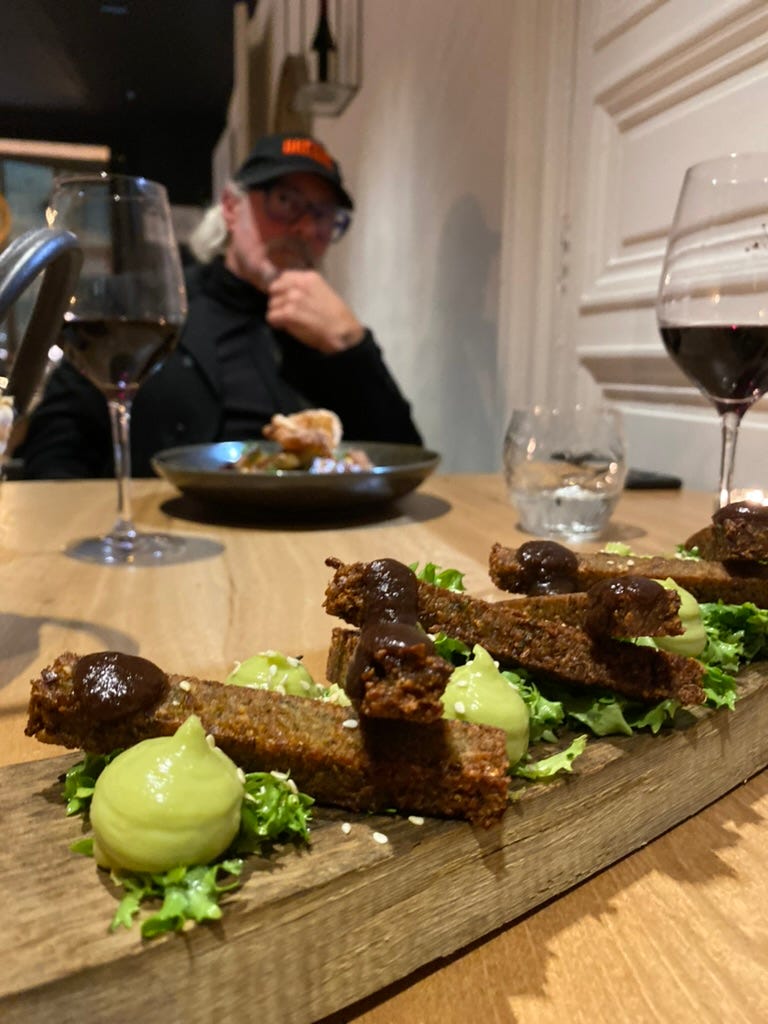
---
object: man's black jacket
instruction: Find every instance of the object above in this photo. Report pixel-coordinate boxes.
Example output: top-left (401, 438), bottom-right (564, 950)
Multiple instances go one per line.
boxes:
top-left (19, 258), bottom-right (423, 478)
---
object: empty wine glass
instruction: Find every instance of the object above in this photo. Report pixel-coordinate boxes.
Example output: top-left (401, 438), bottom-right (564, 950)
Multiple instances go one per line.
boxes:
top-left (657, 153), bottom-right (768, 507)
top-left (47, 172), bottom-right (188, 564)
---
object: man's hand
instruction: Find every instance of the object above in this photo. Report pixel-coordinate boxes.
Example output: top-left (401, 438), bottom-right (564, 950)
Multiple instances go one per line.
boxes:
top-left (266, 270), bottom-right (365, 354)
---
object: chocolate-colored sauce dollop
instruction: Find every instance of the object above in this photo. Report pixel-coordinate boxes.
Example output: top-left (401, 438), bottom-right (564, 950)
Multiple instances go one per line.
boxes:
top-left (713, 500), bottom-right (768, 526)
top-left (587, 575), bottom-right (665, 610)
top-left (72, 651), bottom-right (167, 722)
top-left (515, 540), bottom-right (579, 594)
top-left (345, 559), bottom-right (432, 701)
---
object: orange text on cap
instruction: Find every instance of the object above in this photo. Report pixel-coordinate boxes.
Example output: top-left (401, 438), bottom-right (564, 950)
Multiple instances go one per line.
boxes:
top-left (282, 138), bottom-right (334, 170)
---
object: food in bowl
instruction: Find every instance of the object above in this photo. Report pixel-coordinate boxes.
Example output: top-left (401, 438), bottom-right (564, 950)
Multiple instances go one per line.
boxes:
top-left (228, 409), bottom-right (374, 474)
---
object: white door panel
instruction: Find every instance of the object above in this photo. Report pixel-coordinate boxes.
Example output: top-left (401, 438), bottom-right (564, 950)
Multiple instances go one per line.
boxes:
top-left (564, 0), bottom-right (768, 491)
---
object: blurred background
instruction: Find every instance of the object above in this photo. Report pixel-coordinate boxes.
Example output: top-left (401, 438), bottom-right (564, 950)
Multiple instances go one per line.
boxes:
top-left (1, 0), bottom-right (767, 486)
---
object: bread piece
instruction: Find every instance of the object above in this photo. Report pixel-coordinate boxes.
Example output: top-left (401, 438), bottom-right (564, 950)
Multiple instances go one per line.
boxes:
top-left (497, 577), bottom-right (683, 638)
top-left (684, 501), bottom-right (768, 564)
top-left (327, 626), bottom-right (451, 723)
top-left (26, 652), bottom-right (510, 827)
top-left (489, 541), bottom-right (768, 607)
top-left (324, 560), bottom-right (705, 706)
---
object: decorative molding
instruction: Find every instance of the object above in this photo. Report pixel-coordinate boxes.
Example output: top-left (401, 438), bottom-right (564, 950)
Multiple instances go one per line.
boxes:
top-left (594, 0), bottom-right (666, 51)
top-left (579, 346), bottom-right (689, 387)
top-left (595, 1), bottom-right (768, 129)
top-left (579, 4), bottom-right (768, 313)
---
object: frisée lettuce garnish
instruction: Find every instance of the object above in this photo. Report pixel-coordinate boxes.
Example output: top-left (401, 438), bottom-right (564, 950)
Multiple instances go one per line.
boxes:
top-left (412, 559), bottom-right (768, 780)
top-left (63, 718), bottom-right (313, 940)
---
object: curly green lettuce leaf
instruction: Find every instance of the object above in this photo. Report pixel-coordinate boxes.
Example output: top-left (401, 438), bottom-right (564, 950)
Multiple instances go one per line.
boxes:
top-left (563, 691), bottom-right (677, 737)
top-left (502, 670), bottom-right (565, 744)
top-left (62, 751), bottom-right (122, 816)
top-left (233, 771), bottom-right (313, 854)
top-left (675, 544), bottom-right (702, 560)
top-left (513, 734), bottom-right (588, 780)
top-left (431, 630), bottom-right (472, 664)
top-left (701, 664), bottom-right (738, 710)
top-left (67, 762), bottom-right (313, 938)
top-left (699, 601), bottom-right (768, 671)
top-left (602, 541), bottom-right (634, 556)
top-left (110, 860), bottom-right (243, 939)
top-left (409, 562), bottom-right (466, 592)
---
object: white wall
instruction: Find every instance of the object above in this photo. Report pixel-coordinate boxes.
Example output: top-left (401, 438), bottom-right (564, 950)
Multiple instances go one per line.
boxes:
top-left (232, 0), bottom-right (768, 493)
top-left (309, 1), bottom-right (513, 472)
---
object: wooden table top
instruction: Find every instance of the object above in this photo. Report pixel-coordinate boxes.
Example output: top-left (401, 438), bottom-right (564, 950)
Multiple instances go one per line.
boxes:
top-left (1, 475), bottom-right (766, 1023)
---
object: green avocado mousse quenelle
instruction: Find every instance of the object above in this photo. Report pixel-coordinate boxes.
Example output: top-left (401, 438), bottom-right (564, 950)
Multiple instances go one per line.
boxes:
top-left (90, 715), bottom-right (244, 874)
top-left (442, 644), bottom-right (530, 765)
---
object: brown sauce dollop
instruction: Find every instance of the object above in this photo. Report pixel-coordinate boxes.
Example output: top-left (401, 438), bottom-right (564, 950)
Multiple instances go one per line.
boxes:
top-left (72, 651), bottom-right (167, 722)
top-left (713, 500), bottom-right (768, 526)
top-left (587, 576), bottom-right (665, 611)
top-left (346, 559), bottom-right (432, 701)
top-left (516, 540), bottom-right (579, 594)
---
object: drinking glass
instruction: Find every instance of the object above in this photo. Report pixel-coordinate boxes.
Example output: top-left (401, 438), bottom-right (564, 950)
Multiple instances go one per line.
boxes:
top-left (503, 404), bottom-right (626, 540)
top-left (657, 153), bottom-right (768, 508)
top-left (47, 173), bottom-right (188, 564)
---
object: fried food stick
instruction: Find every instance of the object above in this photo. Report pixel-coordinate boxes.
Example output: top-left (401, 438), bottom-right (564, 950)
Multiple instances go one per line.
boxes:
top-left (26, 652), bottom-right (510, 827)
top-left (684, 501), bottom-right (768, 564)
top-left (497, 578), bottom-right (683, 638)
top-left (489, 541), bottom-right (768, 607)
top-left (338, 557), bottom-right (452, 723)
top-left (324, 560), bottom-right (705, 706)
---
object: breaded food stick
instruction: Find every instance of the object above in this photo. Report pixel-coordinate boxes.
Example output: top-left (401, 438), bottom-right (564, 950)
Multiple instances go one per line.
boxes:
top-left (684, 501), bottom-right (768, 564)
top-left (324, 560), bottom-right (705, 706)
top-left (489, 540), bottom-right (768, 607)
top-left (26, 652), bottom-right (510, 827)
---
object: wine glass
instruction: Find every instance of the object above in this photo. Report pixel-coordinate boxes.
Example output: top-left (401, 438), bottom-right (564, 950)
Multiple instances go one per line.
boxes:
top-left (47, 173), bottom-right (188, 564)
top-left (657, 152), bottom-right (768, 508)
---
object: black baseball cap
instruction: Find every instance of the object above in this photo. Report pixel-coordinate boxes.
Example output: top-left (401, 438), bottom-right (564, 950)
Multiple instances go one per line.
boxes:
top-left (234, 132), bottom-right (354, 210)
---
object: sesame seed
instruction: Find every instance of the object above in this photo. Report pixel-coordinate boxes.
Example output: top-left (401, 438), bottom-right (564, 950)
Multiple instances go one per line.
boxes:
top-left (236, 768), bottom-right (246, 784)
top-left (269, 664), bottom-right (278, 677)
top-left (206, 734), bottom-right (216, 749)
top-left (275, 683), bottom-right (286, 696)
top-left (301, 680), bottom-right (311, 691)
top-left (342, 718), bottom-right (359, 729)
top-left (372, 832), bottom-right (389, 845)
top-left (270, 769), bottom-right (289, 781)
top-left (627, 559), bottom-right (635, 566)
top-left (454, 700), bottom-right (466, 715)
top-left (341, 822), bottom-right (352, 835)
top-left (287, 656), bottom-right (300, 667)
top-left (286, 778), bottom-right (298, 795)
top-left (179, 680), bottom-right (191, 692)
top-left (407, 815), bottom-right (425, 826)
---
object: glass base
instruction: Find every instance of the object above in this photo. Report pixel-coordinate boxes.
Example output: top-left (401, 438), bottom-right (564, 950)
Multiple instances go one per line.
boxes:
top-left (65, 531), bottom-right (221, 566)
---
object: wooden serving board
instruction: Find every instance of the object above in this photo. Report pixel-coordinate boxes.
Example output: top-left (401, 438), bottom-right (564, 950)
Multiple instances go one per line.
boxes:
top-left (3, 664), bottom-right (768, 1024)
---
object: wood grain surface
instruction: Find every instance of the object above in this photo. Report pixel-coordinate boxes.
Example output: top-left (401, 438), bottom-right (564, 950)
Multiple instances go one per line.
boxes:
top-left (1, 476), bottom-right (767, 1023)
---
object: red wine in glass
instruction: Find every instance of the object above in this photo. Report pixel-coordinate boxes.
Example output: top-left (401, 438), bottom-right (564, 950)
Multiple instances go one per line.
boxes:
top-left (657, 153), bottom-right (768, 508)
top-left (48, 173), bottom-right (188, 565)
top-left (61, 317), bottom-right (179, 402)
top-left (659, 324), bottom-right (768, 416)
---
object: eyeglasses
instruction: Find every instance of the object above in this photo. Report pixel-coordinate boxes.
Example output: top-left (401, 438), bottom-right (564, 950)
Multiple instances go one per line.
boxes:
top-left (258, 183), bottom-right (352, 243)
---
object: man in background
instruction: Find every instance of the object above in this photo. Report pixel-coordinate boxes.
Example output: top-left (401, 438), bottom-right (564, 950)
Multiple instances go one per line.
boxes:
top-left (19, 132), bottom-right (422, 478)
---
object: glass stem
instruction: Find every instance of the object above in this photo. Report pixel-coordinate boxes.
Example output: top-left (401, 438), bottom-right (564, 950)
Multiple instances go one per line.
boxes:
top-left (107, 397), bottom-right (136, 545)
top-left (717, 410), bottom-right (742, 509)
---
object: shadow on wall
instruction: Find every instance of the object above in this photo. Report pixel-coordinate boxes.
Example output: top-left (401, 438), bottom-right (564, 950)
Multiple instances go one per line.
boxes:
top-left (417, 195), bottom-right (501, 473)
